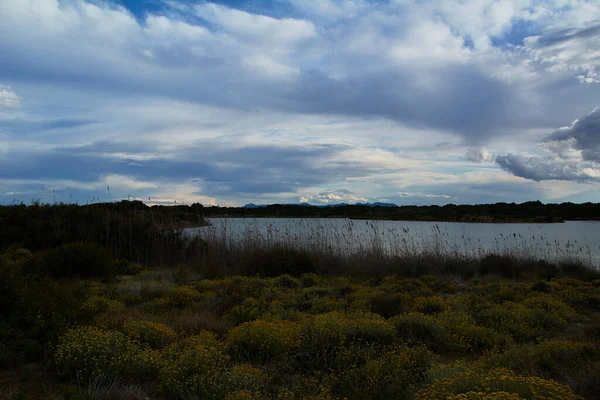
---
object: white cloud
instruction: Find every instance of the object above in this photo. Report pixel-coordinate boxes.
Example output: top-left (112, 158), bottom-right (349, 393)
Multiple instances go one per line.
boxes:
top-left (0, 85), bottom-right (20, 109)
top-left (523, 23), bottom-right (600, 84)
top-left (194, 3), bottom-right (317, 45)
top-left (299, 189), bottom-right (368, 204)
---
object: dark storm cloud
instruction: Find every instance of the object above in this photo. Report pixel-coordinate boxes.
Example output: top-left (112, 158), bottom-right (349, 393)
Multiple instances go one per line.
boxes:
top-left (546, 107), bottom-right (600, 162)
top-left (496, 107), bottom-right (600, 182)
top-left (495, 153), bottom-right (596, 182)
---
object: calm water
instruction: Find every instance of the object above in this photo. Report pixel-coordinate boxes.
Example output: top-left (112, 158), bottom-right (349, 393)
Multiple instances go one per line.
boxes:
top-left (191, 218), bottom-right (600, 265)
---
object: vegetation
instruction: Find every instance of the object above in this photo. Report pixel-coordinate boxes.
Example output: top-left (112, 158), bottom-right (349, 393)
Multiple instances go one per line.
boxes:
top-left (192, 200), bottom-right (600, 223)
top-left (1, 202), bottom-right (599, 399)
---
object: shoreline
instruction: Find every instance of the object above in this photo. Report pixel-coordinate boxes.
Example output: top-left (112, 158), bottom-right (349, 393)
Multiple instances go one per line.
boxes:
top-left (199, 215), bottom-right (600, 224)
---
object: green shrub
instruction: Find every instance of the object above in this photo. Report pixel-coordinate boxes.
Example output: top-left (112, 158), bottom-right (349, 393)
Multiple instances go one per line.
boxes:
top-left (227, 319), bottom-right (301, 362)
top-left (123, 320), bottom-right (177, 349)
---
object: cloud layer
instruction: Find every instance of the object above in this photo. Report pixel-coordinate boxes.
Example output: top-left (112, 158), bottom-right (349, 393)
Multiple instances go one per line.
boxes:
top-left (1, 0), bottom-right (600, 205)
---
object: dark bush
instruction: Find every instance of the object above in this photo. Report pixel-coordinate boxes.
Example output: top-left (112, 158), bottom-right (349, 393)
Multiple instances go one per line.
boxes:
top-left (0, 256), bottom-right (90, 366)
top-left (369, 291), bottom-right (412, 318)
top-left (36, 243), bottom-right (117, 279)
top-left (244, 246), bottom-right (317, 277)
top-left (479, 254), bottom-right (517, 278)
top-left (531, 280), bottom-right (553, 293)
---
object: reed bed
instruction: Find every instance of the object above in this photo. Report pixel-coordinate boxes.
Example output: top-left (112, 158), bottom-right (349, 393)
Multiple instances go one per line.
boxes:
top-left (185, 218), bottom-right (598, 279)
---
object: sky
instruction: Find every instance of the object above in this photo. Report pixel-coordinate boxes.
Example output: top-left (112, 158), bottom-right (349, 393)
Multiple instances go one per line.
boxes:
top-left (0, 0), bottom-right (599, 206)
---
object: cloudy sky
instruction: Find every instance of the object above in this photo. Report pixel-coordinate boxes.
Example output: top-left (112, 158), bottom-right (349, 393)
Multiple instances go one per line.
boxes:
top-left (1, 0), bottom-right (599, 206)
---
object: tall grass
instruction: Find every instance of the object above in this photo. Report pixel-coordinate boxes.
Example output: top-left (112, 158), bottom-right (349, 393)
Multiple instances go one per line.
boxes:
top-left (186, 218), bottom-right (599, 280)
top-left (0, 201), bottom-right (208, 267)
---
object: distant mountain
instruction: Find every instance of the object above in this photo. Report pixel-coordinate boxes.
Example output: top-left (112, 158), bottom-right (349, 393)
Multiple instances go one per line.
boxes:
top-left (360, 202), bottom-right (398, 208)
top-left (242, 202), bottom-right (398, 208)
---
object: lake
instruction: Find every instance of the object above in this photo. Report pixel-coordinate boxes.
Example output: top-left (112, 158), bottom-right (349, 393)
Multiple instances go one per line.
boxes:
top-left (190, 218), bottom-right (600, 265)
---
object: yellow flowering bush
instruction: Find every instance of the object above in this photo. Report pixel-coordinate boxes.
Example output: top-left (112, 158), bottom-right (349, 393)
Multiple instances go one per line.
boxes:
top-left (302, 312), bottom-right (396, 350)
top-left (162, 331), bottom-right (225, 362)
top-left (54, 326), bottom-right (143, 382)
top-left (159, 341), bottom-right (230, 399)
top-left (392, 311), bottom-right (513, 354)
top-left (475, 302), bottom-right (539, 342)
top-left (391, 312), bottom-right (449, 351)
top-left (300, 273), bottom-right (322, 287)
top-left (80, 296), bottom-right (124, 316)
top-left (227, 319), bottom-right (302, 362)
top-left (447, 392), bottom-right (524, 399)
top-left (225, 390), bottom-right (264, 400)
top-left (299, 312), bottom-right (396, 371)
top-left (412, 296), bottom-right (448, 315)
top-left (522, 293), bottom-right (577, 323)
top-left (415, 368), bottom-right (581, 400)
top-left (363, 345), bottom-right (431, 397)
top-left (226, 297), bottom-right (262, 325)
top-left (484, 340), bottom-right (598, 380)
top-left (132, 347), bottom-right (164, 380)
top-left (167, 285), bottom-right (203, 308)
top-left (123, 320), bottom-right (177, 349)
top-left (274, 274), bottom-right (301, 288)
top-left (142, 297), bottom-right (171, 313)
top-left (310, 295), bottom-right (344, 313)
top-left (319, 345), bottom-right (430, 399)
top-left (223, 364), bottom-right (269, 394)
